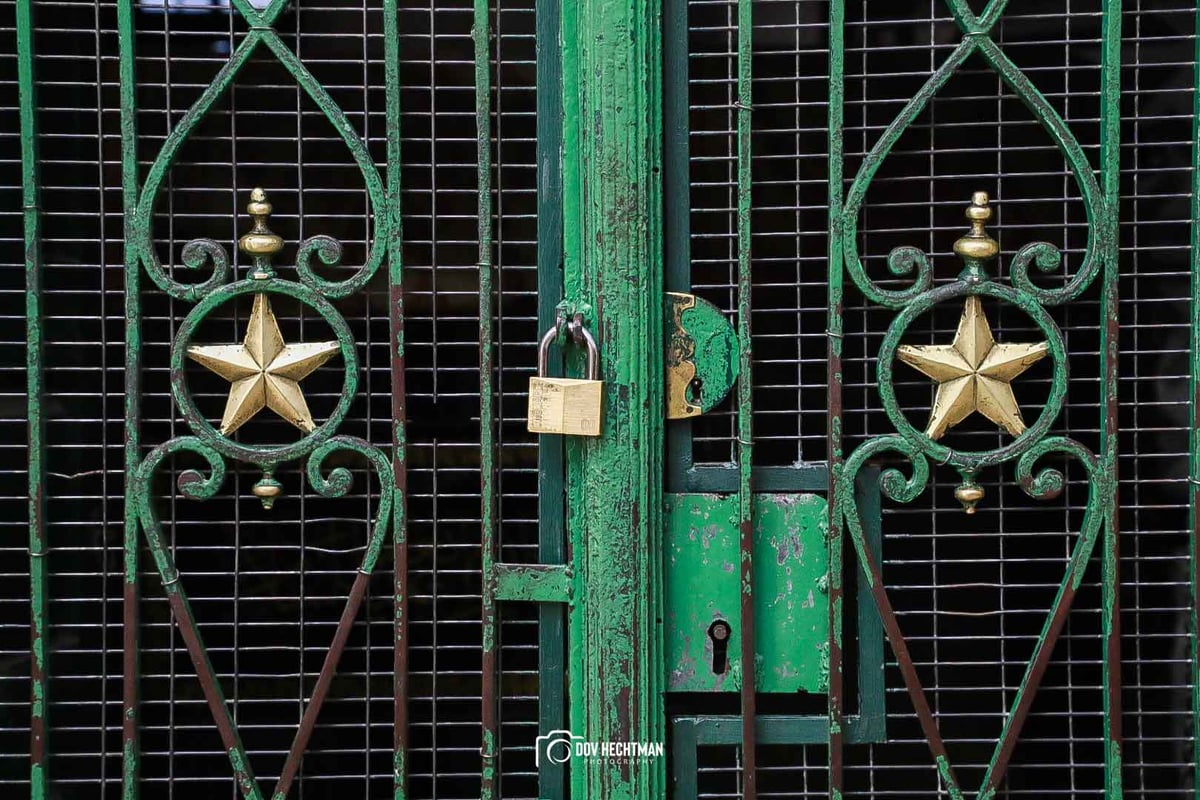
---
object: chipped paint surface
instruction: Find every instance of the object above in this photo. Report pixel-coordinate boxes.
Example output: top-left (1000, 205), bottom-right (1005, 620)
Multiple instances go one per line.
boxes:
top-left (17, 0), bottom-right (48, 791)
top-left (665, 292), bottom-right (738, 418)
top-left (562, 0), bottom-right (666, 795)
top-left (664, 494), bottom-right (829, 694)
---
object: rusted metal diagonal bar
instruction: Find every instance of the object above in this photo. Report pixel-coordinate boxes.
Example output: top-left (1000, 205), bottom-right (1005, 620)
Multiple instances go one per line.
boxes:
top-left (273, 570), bottom-right (373, 799)
top-left (165, 584), bottom-right (262, 798)
top-left (135, 435), bottom-right (394, 800)
top-left (843, 441), bottom-right (1104, 800)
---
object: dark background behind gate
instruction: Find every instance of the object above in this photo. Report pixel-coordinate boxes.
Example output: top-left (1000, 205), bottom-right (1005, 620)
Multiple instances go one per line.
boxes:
top-left (0, 0), bottom-right (1195, 797)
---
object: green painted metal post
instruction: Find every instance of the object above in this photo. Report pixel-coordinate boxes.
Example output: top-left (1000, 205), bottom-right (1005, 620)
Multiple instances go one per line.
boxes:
top-left (116, 0), bottom-right (142, 795)
top-left (561, 0), bottom-right (666, 795)
top-left (16, 0), bottom-right (48, 793)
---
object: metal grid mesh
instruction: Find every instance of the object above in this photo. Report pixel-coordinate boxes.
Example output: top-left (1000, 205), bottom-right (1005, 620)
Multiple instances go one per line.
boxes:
top-left (4, 0), bottom-right (1198, 798)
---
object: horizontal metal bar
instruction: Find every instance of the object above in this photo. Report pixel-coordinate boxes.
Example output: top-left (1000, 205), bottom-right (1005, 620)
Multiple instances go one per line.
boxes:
top-left (675, 713), bottom-right (882, 746)
top-left (491, 563), bottom-right (572, 604)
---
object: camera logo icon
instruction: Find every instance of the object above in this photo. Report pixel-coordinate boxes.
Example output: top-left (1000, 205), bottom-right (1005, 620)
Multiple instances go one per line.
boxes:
top-left (535, 729), bottom-right (581, 767)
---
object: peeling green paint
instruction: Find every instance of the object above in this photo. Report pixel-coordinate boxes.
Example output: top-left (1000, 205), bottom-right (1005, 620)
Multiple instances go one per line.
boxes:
top-left (664, 493), bottom-right (829, 694)
top-left (17, 0), bottom-right (48, 788)
top-left (492, 564), bottom-right (572, 604)
top-left (562, 0), bottom-right (666, 794)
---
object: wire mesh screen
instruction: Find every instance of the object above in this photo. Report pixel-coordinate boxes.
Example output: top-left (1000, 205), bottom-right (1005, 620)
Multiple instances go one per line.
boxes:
top-left (4, 0), bottom-right (1199, 799)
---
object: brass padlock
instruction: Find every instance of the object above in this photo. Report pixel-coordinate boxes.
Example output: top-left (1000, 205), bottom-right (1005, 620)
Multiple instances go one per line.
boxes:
top-left (526, 323), bottom-right (603, 436)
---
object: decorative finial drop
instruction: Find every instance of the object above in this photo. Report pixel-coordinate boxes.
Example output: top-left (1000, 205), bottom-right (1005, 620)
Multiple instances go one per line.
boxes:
top-left (252, 472), bottom-right (283, 510)
top-left (954, 479), bottom-right (984, 515)
top-left (954, 191), bottom-right (999, 277)
top-left (239, 187), bottom-right (283, 280)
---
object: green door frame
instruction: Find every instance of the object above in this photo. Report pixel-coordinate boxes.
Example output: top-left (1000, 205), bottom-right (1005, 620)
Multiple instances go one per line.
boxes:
top-left (561, 0), bottom-right (667, 797)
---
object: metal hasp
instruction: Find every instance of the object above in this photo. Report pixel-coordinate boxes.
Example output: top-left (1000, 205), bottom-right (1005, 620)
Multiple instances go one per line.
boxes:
top-left (561, 0), bottom-right (666, 795)
top-left (665, 493), bottom-right (829, 694)
top-left (665, 292), bottom-right (739, 419)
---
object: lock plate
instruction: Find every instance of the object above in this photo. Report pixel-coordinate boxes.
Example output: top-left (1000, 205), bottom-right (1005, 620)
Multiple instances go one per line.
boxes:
top-left (527, 377), bottom-right (604, 436)
top-left (664, 492), bottom-right (829, 694)
top-left (665, 292), bottom-right (739, 419)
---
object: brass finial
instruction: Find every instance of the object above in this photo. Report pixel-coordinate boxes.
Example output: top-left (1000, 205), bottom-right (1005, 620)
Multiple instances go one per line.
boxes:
top-left (954, 480), bottom-right (985, 514)
top-left (252, 472), bottom-right (283, 510)
top-left (953, 191), bottom-right (999, 269)
top-left (239, 187), bottom-right (284, 280)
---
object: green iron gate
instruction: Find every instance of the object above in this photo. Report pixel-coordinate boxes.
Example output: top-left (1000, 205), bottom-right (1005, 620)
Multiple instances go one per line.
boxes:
top-left (7, 0), bottom-right (1200, 797)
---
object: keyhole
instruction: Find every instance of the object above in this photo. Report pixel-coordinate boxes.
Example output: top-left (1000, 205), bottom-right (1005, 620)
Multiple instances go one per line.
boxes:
top-left (687, 377), bottom-right (704, 406)
top-left (708, 619), bottom-right (731, 675)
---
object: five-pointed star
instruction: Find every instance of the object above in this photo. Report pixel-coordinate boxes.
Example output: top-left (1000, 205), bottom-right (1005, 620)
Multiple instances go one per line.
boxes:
top-left (188, 294), bottom-right (339, 435)
top-left (897, 296), bottom-right (1048, 439)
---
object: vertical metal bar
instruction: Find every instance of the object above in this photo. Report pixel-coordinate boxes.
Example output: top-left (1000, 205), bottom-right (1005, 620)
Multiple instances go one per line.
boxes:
top-left (535, 0), bottom-right (567, 795)
top-left (563, 0), bottom-right (665, 794)
top-left (117, 0), bottom-right (142, 794)
top-left (662, 0), bottom-right (694, 485)
top-left (16, 0), bottom-right (47, 793)
top-left (1190, 4), bottom-right (1200, 792)
top-left (559, 4), bottom-right (586, 796)
top-left (1098, 3), bottom-right (1124, 796)
top-left (383, 0), bottom-right (408, 793)
top-left (476, 0), bottom-right (499, 795)
top-left (825, 0), bottom-right (846, 795)
top-left (671, 719), bottom-right (699, 800)
top-left (734, 0), bottom-right (756, 795)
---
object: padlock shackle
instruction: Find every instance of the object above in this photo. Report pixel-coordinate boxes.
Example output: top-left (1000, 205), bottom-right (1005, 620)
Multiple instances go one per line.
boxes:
top-left (576, 325), bottom-right (600, 381)
top-left (535, 322), bottom-right (600, 380)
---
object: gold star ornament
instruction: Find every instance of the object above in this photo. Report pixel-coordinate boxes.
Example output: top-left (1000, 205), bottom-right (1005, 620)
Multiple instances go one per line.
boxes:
top-left (897, 296), bottom-right (1047, 439)
top-left (188, 294), bottom-right (340, 435)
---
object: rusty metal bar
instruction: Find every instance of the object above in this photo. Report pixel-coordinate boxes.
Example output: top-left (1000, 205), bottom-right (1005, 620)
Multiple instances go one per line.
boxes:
top-left (116, 0), bottom-right (142, 794)
top-left (825, 0), bottom-right (846, 794)
top-left (1097, 3), bottom-right (1124, 792)
top-left (16, 0), bottom-right (47, 791)
top-left (383, 0), bottom-right (409, 792)
top-left (734, 0), bottom-right (755, 794)
top-left (273, 571), bottom-right (374, 799)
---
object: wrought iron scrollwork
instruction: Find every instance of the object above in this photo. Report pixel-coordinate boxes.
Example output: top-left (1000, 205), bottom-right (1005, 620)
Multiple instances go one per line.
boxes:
top-left (835, 188), bottom-right (1116, 797)
top-left (130, 189), bottom-right (396, 799)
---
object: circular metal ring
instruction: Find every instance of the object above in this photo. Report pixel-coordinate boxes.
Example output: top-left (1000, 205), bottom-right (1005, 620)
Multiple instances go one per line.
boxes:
top-left (169, 277), bottom-right (359, 468)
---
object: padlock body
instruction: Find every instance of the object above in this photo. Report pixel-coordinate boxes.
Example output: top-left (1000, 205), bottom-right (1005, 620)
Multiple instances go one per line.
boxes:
top-left (527, 377), bottom-right (604, 436)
